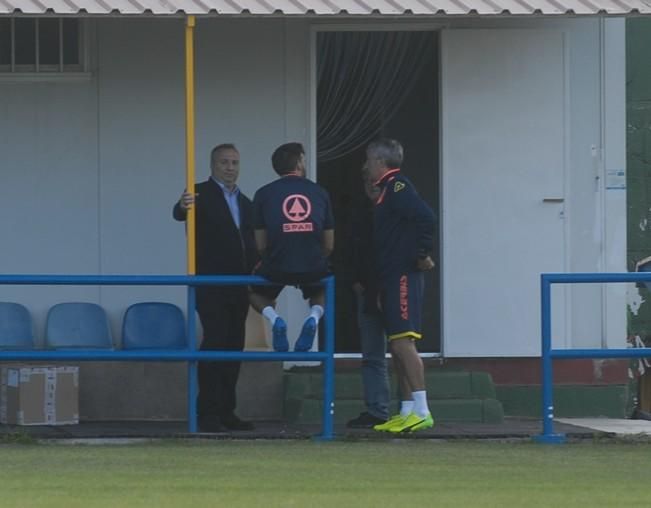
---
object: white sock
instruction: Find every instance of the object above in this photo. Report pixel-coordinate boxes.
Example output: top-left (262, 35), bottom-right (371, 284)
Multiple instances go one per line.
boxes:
top-left (309, 305), bottom-right (324, 323)
top-left (412, 390), bottom-right (430, 417)
top-left (400, 400), bottom-right (414, 417)
top-left (262, 306), bottom-right (280, 325)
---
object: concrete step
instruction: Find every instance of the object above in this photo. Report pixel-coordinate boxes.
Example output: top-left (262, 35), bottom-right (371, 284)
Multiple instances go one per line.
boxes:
top-left (73, 361), bottom-right (284, 421)
top-left (283, 369), bottom-right (503, 424)
top-left (284, 370), bottom-right (496, 401)
top-left (284, 398), bottom-right (504, 425)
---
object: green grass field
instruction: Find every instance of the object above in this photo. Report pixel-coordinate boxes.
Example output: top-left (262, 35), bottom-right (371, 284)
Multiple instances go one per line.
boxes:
top-left (1, 439), bottom-right (650, 507)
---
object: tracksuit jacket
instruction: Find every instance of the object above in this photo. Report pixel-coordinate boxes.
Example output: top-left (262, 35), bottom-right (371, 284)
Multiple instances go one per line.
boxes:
top-left (373, 168), bottom-right (436, 281)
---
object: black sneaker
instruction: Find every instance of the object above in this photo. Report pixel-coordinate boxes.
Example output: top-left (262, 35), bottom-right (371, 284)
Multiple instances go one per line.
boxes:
top-left (198, 416), bottom-right (226, 433)
top-left (220, 413), bottom-right (255, 431)
top-left (346, 412), bottom-right (388, 429)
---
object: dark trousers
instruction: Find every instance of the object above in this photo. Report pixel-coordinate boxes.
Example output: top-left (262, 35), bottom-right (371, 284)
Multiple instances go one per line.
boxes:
top-left (196, 289), bottom-right (249, 418)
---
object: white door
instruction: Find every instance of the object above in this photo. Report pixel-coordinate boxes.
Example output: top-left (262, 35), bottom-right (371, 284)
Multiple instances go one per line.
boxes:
top-left (441, 29), bottom-right (567, 357)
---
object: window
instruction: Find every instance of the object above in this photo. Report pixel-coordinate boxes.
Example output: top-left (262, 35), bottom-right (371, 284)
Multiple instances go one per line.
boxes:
top-left (0, 18), bottom-right (84, 74)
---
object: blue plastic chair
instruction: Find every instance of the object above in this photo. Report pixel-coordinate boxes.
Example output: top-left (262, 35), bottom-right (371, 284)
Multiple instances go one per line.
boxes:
top-left (0, 302), bottom-right (34, 349)
top-left (121, 302), bottom-right (187, 350)
top-left (45, 303), bottom-right (113, 349)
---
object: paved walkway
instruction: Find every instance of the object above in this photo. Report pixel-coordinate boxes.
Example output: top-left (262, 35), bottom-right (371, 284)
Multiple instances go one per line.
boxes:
top-left (0, 417), bottom-right (609, 441)
top-left (556, 418), bottom-right (651, 436)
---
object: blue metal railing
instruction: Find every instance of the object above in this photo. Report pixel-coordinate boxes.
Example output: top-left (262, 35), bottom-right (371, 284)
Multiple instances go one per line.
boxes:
top-left (0, 274), bottom-right (336, 439)
top-left (538, 272), bottom-right (651, 444)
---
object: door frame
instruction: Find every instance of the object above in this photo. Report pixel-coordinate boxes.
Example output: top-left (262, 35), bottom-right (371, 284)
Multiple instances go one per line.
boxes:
top-left (309, 22), bottom-right (445, 357)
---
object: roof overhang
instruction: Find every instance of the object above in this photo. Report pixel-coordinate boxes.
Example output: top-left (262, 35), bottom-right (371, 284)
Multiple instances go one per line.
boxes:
top-left (2, 0), bottom-right (651, 17)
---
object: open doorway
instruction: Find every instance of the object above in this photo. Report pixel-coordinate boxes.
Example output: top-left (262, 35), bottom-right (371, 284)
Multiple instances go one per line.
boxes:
top-left (316, 30), bottom-right (440, 353)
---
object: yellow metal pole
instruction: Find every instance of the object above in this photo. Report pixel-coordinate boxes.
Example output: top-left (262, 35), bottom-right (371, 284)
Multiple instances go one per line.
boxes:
top-left (185, 15), bottom-right (196, 275)
top-left (185, 15), bottom-right (199, 433)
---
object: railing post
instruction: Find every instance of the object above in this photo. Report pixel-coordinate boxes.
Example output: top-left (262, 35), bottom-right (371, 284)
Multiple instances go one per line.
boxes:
top-left (319, 276), bottom-right (335, 440)
top-left (187, 284), bottom-right (198, 433)
top-left (535, 274), bottom-right (566, 444)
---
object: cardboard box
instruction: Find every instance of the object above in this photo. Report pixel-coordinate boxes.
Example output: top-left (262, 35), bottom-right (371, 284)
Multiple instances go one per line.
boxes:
top-left (1, 366), bottom-right (79, 425)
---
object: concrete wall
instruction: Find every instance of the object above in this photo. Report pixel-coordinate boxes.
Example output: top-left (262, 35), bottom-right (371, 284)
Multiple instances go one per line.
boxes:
top-left (0, 18), bottom-right (308, 419)
top-left (0, 17), bottom-right (312, 337)
top-left (0, 17), bottom-right (626, 416)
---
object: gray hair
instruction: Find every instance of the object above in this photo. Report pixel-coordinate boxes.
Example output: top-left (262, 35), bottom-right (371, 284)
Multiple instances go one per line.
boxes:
top-left (366, 138), bottom-right (403, 168)
top-left (210, 143), bottom-right (239, 168)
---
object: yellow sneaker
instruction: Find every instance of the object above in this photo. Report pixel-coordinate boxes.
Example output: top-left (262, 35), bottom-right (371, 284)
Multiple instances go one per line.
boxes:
top-left (388, 412), bottom-right (434, 433)
top-left (373, 414), bottom-right (406, 432)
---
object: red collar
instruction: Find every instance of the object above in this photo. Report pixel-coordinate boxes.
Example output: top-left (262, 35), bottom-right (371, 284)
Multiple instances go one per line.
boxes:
top-left (375, 168), bottom-right (400, 186)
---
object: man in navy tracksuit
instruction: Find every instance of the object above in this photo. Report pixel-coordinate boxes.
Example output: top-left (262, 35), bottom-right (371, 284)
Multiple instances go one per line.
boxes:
top-left (365, 138), bottom-right (436, 434)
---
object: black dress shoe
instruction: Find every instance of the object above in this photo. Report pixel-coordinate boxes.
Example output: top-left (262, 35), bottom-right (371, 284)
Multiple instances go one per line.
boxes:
top-left (346, 412), bottom-right (388, 429)
top-left (198, 416), bottom-right (226, 433)
top-left (220, 413), bottom-right (254, 431)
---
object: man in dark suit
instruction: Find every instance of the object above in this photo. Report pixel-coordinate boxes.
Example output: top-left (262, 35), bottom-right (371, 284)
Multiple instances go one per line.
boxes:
top-left (173, 143), bottom-right (258, 433)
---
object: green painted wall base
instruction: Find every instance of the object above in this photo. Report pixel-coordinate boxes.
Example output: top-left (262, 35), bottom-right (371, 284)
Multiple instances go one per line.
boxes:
top-left (283, 369), bottom-right (504, 424)
top-left (496, 385), bottom-right (631, 418)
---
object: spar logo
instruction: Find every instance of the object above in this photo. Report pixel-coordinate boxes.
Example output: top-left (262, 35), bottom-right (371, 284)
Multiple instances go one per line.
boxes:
top-left (399, 275), bottom-right (409, 320)
top-left (282, 194), bottom-right (313, 233)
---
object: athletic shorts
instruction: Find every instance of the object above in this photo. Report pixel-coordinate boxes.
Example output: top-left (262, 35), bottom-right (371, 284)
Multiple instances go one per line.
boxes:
top-left (251, 264), bottom-right (328, 301)
top-left (380, 271), bottom-right (424, 341)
